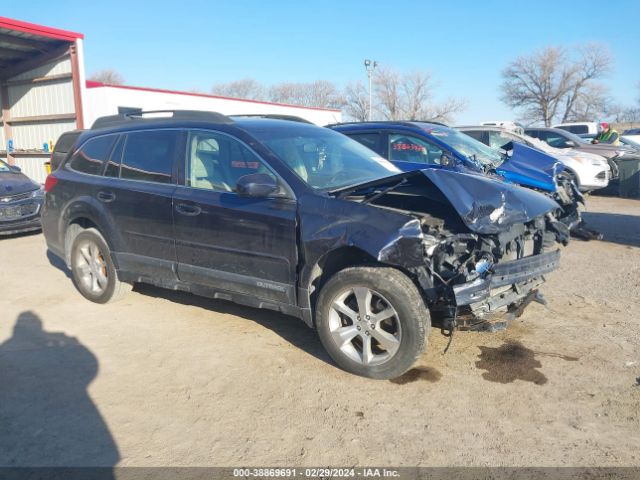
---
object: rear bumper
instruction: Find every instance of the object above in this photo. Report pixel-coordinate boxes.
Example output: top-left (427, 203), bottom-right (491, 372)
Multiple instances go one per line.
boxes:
top-left (452, 249), bottom-right (560, 307)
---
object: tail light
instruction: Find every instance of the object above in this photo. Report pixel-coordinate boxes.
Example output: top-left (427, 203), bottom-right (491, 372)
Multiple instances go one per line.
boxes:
top-left (44, 174), bottom-right (58, 193)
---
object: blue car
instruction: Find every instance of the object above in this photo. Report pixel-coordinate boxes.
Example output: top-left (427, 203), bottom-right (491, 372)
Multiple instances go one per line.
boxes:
top-left (330, 121), bottom-right (583, 232)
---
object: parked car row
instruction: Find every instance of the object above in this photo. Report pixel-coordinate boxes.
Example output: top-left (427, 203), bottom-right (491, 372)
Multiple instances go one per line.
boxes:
top-left (330, 121), bottom-right (590, 238)
top-left (28, 110), bottom-right (578, 379)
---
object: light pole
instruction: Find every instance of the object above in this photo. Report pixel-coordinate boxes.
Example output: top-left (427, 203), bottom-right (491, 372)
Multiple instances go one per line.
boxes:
top-left (364, 59), bottom-right (377, 121)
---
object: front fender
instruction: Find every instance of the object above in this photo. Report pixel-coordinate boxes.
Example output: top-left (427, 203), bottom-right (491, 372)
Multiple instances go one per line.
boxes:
top-left (298, 195), bottom-right (425, 289)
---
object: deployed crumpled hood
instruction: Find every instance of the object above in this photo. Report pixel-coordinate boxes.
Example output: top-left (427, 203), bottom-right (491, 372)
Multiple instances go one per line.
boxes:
top-left (417, 169), bottom-right (560, 234)
top-left (497, 142), bottom-right (562, 192)
top-left (0, 172), bottom-right (40, 196)
top-left (333, 168), bottom-right (560, 235)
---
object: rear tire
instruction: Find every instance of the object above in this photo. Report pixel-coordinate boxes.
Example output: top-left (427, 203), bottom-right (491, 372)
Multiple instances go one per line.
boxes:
top-left (70, 228), bottom-right (131, 304)
top-left (315, 266), bottom-right (430, 379)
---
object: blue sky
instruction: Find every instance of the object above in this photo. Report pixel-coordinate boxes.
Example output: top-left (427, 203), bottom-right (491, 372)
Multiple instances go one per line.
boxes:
top-left (5, 0), bottom-right (640, 123)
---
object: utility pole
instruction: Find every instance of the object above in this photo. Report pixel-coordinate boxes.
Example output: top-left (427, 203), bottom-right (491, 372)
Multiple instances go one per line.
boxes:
top-left (364, 59), bottom-right (378, 121)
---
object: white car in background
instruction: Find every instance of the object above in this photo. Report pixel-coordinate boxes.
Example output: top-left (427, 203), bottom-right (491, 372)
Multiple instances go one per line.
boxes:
top-left (457, 125), bottom-right (611, 192)
top-left (553, 122), bottom-right (599, 135)
top-left (480, 120), bottom-right (525, 135)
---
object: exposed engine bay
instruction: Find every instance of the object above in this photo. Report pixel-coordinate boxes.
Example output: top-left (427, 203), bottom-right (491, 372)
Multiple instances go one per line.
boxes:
top-left (338, 169), bottom-right (569, 334)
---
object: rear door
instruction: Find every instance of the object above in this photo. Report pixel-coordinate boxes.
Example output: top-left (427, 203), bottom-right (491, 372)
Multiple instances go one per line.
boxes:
top-left (99, 129), bottom-right (183, 280)
top-left (172, 129), bottom-right (298, 305)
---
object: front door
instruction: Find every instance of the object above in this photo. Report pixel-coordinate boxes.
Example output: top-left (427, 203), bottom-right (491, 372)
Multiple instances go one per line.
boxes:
top-left (172, 129), bottom-right (298, 305)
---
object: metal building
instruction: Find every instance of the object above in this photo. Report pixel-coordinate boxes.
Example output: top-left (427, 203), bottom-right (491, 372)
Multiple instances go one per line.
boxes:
top-left (85, 81), bottom-right (342, 130)
top-left (0, 16), bottom-right (85, 182)
top-left (0, 16), bottom-right (343, 184)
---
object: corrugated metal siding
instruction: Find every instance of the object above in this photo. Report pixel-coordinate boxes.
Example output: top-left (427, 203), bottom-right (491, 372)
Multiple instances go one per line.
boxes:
top-left (0, 88), bottom-right (4, 150)
top-left (12, 156), bottom-right (49, 184)
top-left (10, 58), bottom-right (72, 81)
top-left (9, 80), bottom-right (75, 118)
top-left (3, 54), bottom-right (77, 154)
top-left (11, 121), bottom-right (76, 150)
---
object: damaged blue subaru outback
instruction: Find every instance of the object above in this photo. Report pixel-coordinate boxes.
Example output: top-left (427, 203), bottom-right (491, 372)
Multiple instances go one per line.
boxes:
top-left (42, 111), bottom-right (566, 379)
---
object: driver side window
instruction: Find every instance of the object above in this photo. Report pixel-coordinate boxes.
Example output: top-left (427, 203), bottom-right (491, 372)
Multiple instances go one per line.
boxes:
top-left (186, 131), bottom-right (276, 192)
top-left (388, 134), bottom-right (443, 164)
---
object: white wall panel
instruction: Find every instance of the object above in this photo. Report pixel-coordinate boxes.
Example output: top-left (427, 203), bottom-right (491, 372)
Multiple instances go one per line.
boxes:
top-left (9, 80), bottom-right (75, 118)
top-left (10, 57), bottom-right (72, 81)
top-left (13, 157), bottom-right (49, 184)
top-left (85, 86), bottom-right (342, 126)
top-left (11, 121), bottom-right (77, 150)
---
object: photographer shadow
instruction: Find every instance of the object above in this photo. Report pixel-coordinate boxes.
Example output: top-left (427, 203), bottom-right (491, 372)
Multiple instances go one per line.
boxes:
top-left (0, 311), bottom-right (119, 470)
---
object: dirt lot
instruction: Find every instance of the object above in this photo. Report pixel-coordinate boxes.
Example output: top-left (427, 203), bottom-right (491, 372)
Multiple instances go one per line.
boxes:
top-left (1, 195), bottom-right (639, 468)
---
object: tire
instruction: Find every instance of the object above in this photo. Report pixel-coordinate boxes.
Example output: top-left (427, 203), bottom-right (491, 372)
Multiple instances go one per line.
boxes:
top-left (70, 228), bottom-right (131, 304)
top-left (315, 266), bottom-right (430, 379)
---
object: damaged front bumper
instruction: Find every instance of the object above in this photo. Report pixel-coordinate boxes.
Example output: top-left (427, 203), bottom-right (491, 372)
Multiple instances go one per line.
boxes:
top-left (452, 249), bottom-right (560, 313)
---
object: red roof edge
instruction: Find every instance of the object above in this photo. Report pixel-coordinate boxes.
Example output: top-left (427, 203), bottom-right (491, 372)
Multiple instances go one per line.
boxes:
top-left (85, 81), bottom-right (342, 113)
top-left (0, 16), bottom-right (84, 41)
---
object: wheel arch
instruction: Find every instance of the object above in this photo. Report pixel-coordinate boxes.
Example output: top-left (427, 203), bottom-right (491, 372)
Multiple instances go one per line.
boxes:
top-left (304, 246), bottom-right (423, 321)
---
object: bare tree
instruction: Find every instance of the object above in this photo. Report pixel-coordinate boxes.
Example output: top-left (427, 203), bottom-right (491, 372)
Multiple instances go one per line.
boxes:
top-left (421, 97), bottom-right (469, 124)
top-left (210, 78), bottom-right (265, 100)
top-left (373, 68), bottom-right (466, 122)
top-left (561, 44), bottom-right (613, 122)
top-left (610, 104), bottom-right (640, 123)
top-left (373, 67), bottom-right (402, 120)
top-left (400, 71), bottom-right (433, 120)
top-left (500, 44), bottom-right (612, 126)
top-left (89, 69), bottom-right (125, 85)
top-left (342, 81), bottom-right (369, 121)
top-left (268, 80), bottom-right (343, 109)
top-left (565, 83), bottom-right (611, 122)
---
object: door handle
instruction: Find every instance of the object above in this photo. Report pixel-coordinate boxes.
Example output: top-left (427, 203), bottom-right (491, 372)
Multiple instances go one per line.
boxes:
top-left (97, 191), bottom-right (116, 203)
top-left (175, 203), bottom-right (202, 216)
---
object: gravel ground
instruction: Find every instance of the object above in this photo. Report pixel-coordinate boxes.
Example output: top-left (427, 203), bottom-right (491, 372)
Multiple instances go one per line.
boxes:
top-left (0, 195), bottom-right (639, 468)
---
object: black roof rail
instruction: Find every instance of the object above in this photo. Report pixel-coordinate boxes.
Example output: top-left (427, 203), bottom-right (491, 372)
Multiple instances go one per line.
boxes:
top-left (230, 114), bottom-right (313, 124)
top-left (91, 110), bottom-right (234, 130)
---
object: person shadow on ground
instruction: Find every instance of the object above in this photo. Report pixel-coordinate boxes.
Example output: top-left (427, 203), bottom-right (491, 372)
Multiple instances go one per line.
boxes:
top-left (0, 311), bottom-right (119, 473)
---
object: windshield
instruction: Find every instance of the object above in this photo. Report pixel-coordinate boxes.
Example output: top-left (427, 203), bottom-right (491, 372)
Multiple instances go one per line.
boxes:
top-left (419, 125), bottom-right (503, 168)
top-left (247, 122), bottom-right (401, 190)
top-left (0, 159), bottom-right (12, 172)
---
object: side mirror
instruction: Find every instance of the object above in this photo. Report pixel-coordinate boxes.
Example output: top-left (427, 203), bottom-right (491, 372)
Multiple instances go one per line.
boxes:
top-left (564, 140), bottom-right (575, 147)
top-left (236, 173), bottom-right (279, 198)
top-left (10, 165), bottom-right (21, 172)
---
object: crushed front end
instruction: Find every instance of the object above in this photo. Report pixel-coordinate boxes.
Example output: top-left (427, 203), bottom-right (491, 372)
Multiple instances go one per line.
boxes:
top-left (412, 210), bottom-right (565, 332)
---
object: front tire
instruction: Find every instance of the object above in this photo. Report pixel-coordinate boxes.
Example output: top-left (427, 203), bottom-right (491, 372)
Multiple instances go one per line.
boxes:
top-left (315, 266), bottom-right (430, 379)
top-left (70, 228), bottom-right (131, 304)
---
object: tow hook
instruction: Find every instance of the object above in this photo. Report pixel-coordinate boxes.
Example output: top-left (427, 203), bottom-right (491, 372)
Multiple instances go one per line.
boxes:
top-left (441, 311), bottom-right (457, 354)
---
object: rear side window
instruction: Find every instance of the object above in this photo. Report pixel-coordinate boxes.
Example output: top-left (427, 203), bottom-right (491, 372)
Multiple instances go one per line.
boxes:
top-left (68, 135), bottom-right (116, 175)
top-left (462, 130), bottom-right (486, 144)
top-left (347, 132), bottom-right (385, 157)
top-left (120, 130), bottom-right (179, 184)
top-left (558, 125), bottom-right (587, 134)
